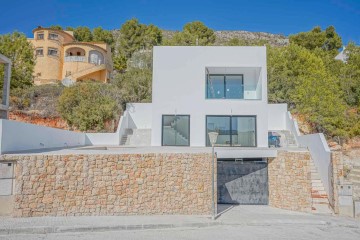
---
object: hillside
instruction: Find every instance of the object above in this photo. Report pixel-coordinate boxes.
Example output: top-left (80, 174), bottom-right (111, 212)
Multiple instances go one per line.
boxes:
top-left (113, 29), bottom-right (289, 47)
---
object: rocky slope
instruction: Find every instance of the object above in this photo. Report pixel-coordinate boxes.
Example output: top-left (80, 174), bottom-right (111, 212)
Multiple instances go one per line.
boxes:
top-left (113, 29), bottom-right (289, 47)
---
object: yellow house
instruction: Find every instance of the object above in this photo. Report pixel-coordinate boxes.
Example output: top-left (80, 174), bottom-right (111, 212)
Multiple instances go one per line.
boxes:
top-left (28, 27), bottom-right (113, 85)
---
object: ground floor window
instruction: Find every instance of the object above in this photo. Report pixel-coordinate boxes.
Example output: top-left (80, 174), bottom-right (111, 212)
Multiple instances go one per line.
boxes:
top-left (162, 115), bottom-right (190, 146)
top-left (206, 115), bottom-right (256, 147)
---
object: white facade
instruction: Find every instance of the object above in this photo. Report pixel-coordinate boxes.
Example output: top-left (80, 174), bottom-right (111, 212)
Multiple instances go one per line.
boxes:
top-left (151, 46), bottom-right (269, 147)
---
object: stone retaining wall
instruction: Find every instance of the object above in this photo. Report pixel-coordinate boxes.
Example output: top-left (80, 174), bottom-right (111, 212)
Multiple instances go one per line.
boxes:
top-left (268, 151), bottom-right (312, 212)
top-left (331, 151), bottom-right (344, 214)
top-left (0, 153), bottom-right (214, 217)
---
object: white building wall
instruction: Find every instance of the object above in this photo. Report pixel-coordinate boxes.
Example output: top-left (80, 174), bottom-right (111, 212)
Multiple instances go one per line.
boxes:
top-left (151, 46), bottom-right (268, 147)
top-left (268, 104), bottom-right (287, 130)
top-left (126, 103), bottom-right (152, 129)
top-left (0, 119), bottom-right (85, 154)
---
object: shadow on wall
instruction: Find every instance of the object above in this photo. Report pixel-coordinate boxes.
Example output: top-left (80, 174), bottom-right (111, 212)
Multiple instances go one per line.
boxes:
top-left (217, 160), bottom-right (268, 205)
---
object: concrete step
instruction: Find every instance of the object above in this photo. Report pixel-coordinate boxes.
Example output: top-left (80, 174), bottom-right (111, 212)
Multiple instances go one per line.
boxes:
top-left (312, 186), bottom-right (325, 191)
top-left (351, 180), bottom-right (360, 186)
top-left (311, 174), bottom-right (321, 180)
top-left (311, 189), bottom-right (327, 197)
top-left (351, 168), bottom-right (360, 173)
top-left (312, 204), bottom-right (333, 214)
top-left (312, 182), bottom-right (325, 187)
top-left (311, 179), bottom-right (322, 183)
top-left (349, 173), bottom-right (360, 181)
top-left (312, 198), bottom-right (330, 204)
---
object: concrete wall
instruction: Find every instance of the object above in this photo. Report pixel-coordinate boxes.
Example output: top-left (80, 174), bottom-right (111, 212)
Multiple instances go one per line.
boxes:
top-left (151, 46), bottom-right (268, 147)
top-left (85, 133), bottom-right (119, 146)
top-left (0, 119), bottom-right (85, 154)
top-left (268, 150), bottom-right (313, 213)
top-left (268, 104), bottom-right (287, 130)
top-left (1, 153), bottom-right (214, 217)
top-left (126, 103), bottom-right (152, 129)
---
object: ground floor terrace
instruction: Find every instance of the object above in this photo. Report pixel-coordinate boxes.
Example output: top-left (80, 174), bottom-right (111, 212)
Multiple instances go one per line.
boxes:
top-left (0, 146), bottom-right (344, 218)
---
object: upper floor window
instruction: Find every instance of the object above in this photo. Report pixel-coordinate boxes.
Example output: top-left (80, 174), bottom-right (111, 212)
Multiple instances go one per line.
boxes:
top-left (48, 48), bottom-right (58, 56)
top-left (37, 32), bottom-right (44, 40)
top-left (36, 48), bottom-right (43, 56)
top-left (89, 50), bottom-right (104, 65)
top-left (206, 74), bottom-right (244, 99)
top-left (48, 33), bottom-right (59, 40)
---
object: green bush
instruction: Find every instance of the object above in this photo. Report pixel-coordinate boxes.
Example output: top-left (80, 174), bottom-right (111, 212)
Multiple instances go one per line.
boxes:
top-left (10, 84), bottom-right (64, 117)
top-left (57, 82), bottom-right (121, 131)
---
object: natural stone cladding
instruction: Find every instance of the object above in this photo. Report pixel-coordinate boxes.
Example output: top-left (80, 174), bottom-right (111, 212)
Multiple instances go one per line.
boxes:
top-left (0, 153), bottom-right (214, 217)
top-left (330, 151), bottom-right (344, 214)
top-left (268, 151), bottom-right (312, 213)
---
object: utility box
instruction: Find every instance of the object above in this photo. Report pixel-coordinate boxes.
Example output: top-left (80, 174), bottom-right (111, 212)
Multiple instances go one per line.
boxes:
top-left (0, 162), bottom-right (14, 196)
top-left (338, 184), bottom-right (354, 217)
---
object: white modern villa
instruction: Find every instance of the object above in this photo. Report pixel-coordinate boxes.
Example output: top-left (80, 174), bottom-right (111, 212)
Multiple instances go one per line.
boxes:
top-left (117, 46), bottom-right (297, 156)
top-left (1, 46), bottom-right (340, 214)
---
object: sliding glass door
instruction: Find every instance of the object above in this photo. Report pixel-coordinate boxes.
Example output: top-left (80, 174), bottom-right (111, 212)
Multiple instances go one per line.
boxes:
top-left (206, 116), bottom-right (256, 147)
top-left (206, 74), bottom-right (244, 99)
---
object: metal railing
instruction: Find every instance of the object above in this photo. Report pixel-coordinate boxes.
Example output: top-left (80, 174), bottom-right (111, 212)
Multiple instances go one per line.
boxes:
top-left (64, 56), bottom-right (86, 62)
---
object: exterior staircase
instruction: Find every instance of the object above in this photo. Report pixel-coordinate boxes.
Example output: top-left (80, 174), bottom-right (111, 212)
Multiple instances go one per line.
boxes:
top-left (67, 64), bottom-right (106, 81)
top-left (348, 166), bottom-right (360, 200)
top-left (120, 128), bottom-right (151, 146)
top-left (120, 128), bottom-right (133, 145)
top-left (310, 160), bottom-right (333, 214)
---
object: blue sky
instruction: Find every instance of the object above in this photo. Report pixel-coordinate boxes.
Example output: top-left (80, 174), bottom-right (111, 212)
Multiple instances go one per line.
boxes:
top-left (1, 0), bottom-right (359, 44)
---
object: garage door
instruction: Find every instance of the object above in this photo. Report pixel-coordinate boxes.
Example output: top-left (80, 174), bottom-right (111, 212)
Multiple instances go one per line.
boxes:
top-left (217, 160), bottom-right (268, 205)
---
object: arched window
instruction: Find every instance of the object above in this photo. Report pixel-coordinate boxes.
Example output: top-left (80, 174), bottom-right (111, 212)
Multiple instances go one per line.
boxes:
top-left (89, 50), bottom-right (104, 65)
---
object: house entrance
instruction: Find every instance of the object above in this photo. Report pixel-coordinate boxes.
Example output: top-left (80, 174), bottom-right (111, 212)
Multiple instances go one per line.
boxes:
top-left (217, 158), bottom-right (268, 205)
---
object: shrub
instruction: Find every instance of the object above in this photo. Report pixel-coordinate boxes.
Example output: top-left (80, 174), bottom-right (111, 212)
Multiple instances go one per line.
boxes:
top-left (57, 82), bottom-right (121, 131)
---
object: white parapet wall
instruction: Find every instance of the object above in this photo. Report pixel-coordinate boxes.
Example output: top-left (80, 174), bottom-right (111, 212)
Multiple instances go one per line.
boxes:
top-left (0, 119), bottom-right (86, 154)
top-left (85, 133), bottom-right (119, 146)
top-left (126, 103), bottom-right (153, 129)
top-left (268, 103), bottom-right (287, 130)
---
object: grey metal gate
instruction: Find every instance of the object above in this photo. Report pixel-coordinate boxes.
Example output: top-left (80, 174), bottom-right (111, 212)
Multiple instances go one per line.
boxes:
top-left (217, 160), bottom-right (268, 205)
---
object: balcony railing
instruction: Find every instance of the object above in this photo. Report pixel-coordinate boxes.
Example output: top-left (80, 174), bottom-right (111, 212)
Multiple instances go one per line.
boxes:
top-left (65, 56), bottom-right (86, 62)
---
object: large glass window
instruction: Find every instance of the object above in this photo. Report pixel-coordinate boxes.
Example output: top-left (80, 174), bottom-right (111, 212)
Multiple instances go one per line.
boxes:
top-left (231, 116), bottom-right (256, 147)
top-left (206, 116), bottom-right (256, 147)
top-left (206, 116), bottom-right (231, 146)
top-left (206, 74), bottom-right (243, 99)
top-left (162, 115), bottom-right (190, 146)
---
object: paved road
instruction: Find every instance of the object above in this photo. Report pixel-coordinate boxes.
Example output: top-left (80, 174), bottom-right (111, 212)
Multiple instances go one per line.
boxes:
top-left (2, 224), bottom-right (360, 240)
top-left (1, 205), bottom-right (359, 240)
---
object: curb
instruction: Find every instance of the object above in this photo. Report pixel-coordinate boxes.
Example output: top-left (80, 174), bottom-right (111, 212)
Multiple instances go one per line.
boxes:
top-left (0, 222), bottom-right (223, 235)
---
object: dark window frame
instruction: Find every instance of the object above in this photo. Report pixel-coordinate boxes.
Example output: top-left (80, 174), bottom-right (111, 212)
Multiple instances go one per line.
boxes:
top-left (47, 47), bottom-right (59, 57)
top-left (205, 115), bottom-right (257, 147)
top-left (35, 48), bottom-right (44, 56)
top-left (161, 115), bottom-right (190, 146)
top-left (206, 74), bottom-right (244, 99)
top-left (37, 32), bottom-right (44, 40)
top-left (48, 32), bottom-right (59, 40)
